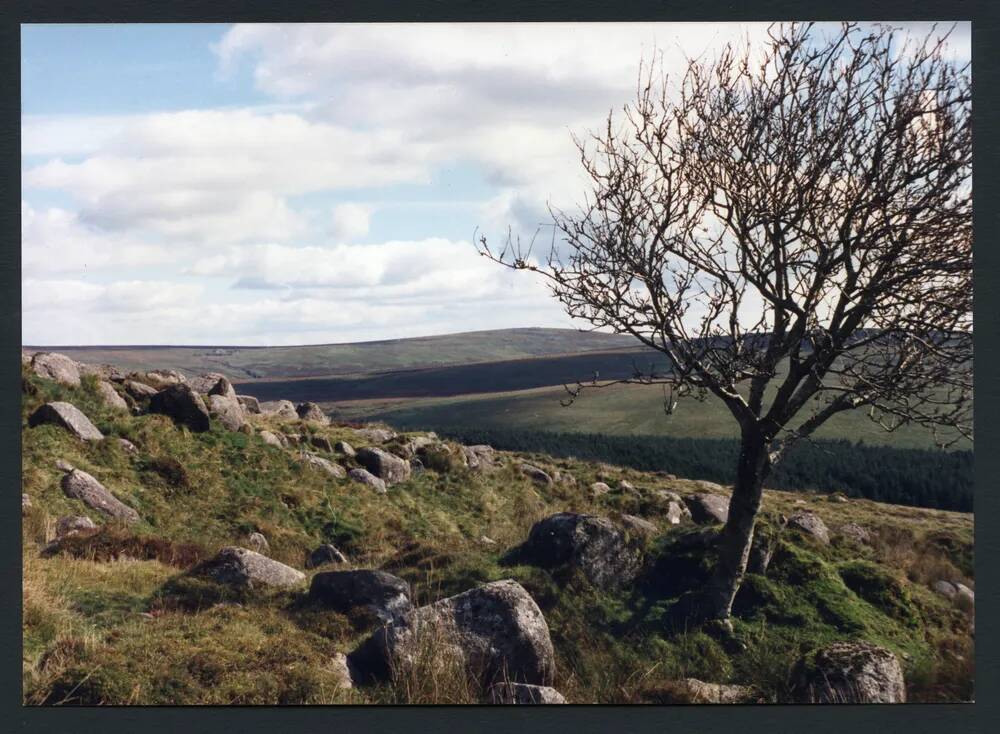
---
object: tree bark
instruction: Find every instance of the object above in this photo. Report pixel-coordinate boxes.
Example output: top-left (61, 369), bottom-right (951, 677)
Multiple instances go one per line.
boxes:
top-left (701, 429), bottom-right (772, 622)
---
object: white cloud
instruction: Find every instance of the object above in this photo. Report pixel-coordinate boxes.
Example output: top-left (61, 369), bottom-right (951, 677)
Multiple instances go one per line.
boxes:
top-left (330, 203), bottom-right (371, 242)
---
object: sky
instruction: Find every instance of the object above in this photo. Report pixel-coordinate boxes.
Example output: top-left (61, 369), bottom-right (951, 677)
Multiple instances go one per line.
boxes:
top-left (20, 22), bottom-right (971, 346)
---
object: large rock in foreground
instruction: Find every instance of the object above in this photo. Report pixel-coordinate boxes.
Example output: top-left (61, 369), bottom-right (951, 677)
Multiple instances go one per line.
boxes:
top-left (349, 580), bottom-right (555, 687)
top-left (489, 682), bottom-right (567, 704)
top-left (30, 352), bottom-right (81, 386)
top-left (356, 447), bottom-right (411, 485)
top-left (310, 570), bottom-right (412, 622)
top-left (149, 384), bottom-right (211, 432)
top-left (504, 512), bottom-right (640, 589)
top-left (791, 642), bottom-right (906, 703)
top-left (96, 381), bottom-right (129, 412)
top-left (195, 547), bottom-right (306, 588)
top-left (28, 402), bottom-right (104, 441)
top-left (61, 469), bottom-right (140, 523)
top-left (683, 493), bottom-right (730, 524)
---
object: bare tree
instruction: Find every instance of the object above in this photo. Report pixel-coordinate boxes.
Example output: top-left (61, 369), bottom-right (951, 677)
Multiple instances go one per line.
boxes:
top-left (479, 22), bottom-right (972, 626)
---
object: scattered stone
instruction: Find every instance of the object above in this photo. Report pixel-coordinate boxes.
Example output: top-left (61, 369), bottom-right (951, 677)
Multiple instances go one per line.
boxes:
top-left (305, 544), bottom-right (349, 569)
top-left (665, 501), bottom-right (692, 526)
top-left (838, 522), bottom-right (873, 545)
top-left (481, 535), bottom-right (497, 546)
top-left (142, 369), bottom-right (187, 389)
top-left (309, 435), bottom-right (334, 453)
top-left (96, 381), bottom-right (129, 412)
top-left (259, 400), bottom-right (299, 420)
top-left (195, 547), bottom-right (306, 588)
top-left (187, 372), bottom-right (228, 394)
top-left (656, 678), bottom-right (758, 704)
top-left (56, 515), bottom-right (97, 538)
top-left (284, 433), bottom-right (302, 446)
top-left (617, 479), bottom-right (639, 495)
top-left (349, 580), bottom-right (555, 687)
top-left (259, 430), bottom-right (286, 448)
top-left (77, 362), bottom-right (126, 382)
top-left (310, 570), bottom-right (412, 622)
top-left (61, 469), bottom-right (140, 523)
top-left (348, 468), bottom-right (387, 494)
top-left (29, 402), bottom-right (104, 441)
top-left (296, 402), bottom-right (330, 424)
top-left (683, 493), bottom-right (730, 524)
top-left (21, 494), bottom-right (31, 513)
top-left (148, 384), bottom-right (211, 432)
top-left (931, 580), bottom-right (958, 598)
top-left (356, 427), bottom-right (396, 443)
top-left (356, 447), bottom-right (411, 485)
top-left (694, 480), bottom-right (727, 493)
top-left (393, 435), bottom-right (437, 460)
top-left (247, 532), bottom-right (269, 554)
top-left (207, 376), bottom-right (237, 400)
top-left (787, 511), bottom-right (830, 545)
top-left (330, 652), bottom-right (354, 690)
top-left (55, 458), bottom-right (75, 473)
top-left (236, 395), bottom-right (261, 414)
top-left (125, 380), bottom-right (159, 400)
top-left (954, 583), bottom-right (975, 609)
top-left (116, 438), bottom-right (139, 455)
top-left (652, 489), bottom-right (683, 503)
top-left (590, 481), bottom-right (612, 497)
top-left (489, 683), bottom-right (567, 704)
top-left (461, 444), bottom-right (496, 472)
top-left (791, 642), bottom-right (906, 703)
top-left (299, 452), bottom-right (346, 479)
top-left (520, 464), bottom-right (553, 486)
top-left (335, 440), bottom-right (356, 458)
top-left (206, 394), bottom-right (248, 432)
top-left (30, 352), bottom-right (81, 386)
top-left (620, 514), bottom-right (659, 537)
top-left (555, 471), bottom-right (577, 487)
top-left (506, 512), bottom-right (640, 589)
top-left (238, 423), bottom-right (253, 436)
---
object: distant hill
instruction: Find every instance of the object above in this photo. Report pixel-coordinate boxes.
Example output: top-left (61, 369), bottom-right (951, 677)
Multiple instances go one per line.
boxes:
top-left (24, 327), bottom-right (643, 380)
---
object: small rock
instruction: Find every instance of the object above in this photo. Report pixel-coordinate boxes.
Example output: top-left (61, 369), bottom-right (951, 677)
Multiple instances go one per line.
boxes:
top-left (590, 481), bottom-right (612, 497)
top-left (31, 352), bottom-right (81, 386)
top-left (838, 522), bottom-right (873, 545)
top-left (334, 440), bottom-right (356, 458)
top-left (348, 468), bottom-right (387, 494)
top-left (305, 544), bottom-right (349, 569)
top-left (954, 583), bottom-right (974, 609)
top-left (142, 369), bottom-right (187, 389)
top-left (481, 535), bottom-right (497, 546)
top-left (299, 452), bottom-right (346, 479)
top-left (657, 678), bottom-right (758, 704)
top-left (461, 444), bottom-right (495, 472)
top-left (247, 532), bottom-right (269, 554)
top-left (61, 469), bottom-right (140, 523)
top-left (236, 395), bottom-right (261, 414)
top-left (665, 501), bottom-right (692, 526)
top-left (77, 362), bottom-right (126, 383)
top-left (259, 430), bottom-right (286, 448)
top-left (330, 652), bottom-right (354, 690)
top-left (309, 435), bottom-right (334, 453)
top-left (208, 376), bottom-right (237, 400)
top-left (55, 458), bottom-right (75, 473)
top-left (296, 402), bottom-right (330, 425)
top-left (116, 438), bottom-right (139, 455)
top-left (791, 642), bottom-right (906, 703)
top-left (520, 464), bottom-right (553, 486)
top-left (259, 400), bottom-right (299, 420)
top-left (356, 427), bottom-right (396, 443)
top-left (489, 682), bottom-right (566, 704)
top-left (29, 402), bottom-right (104, 441)
top-left (187, 372), bottom-right (228, 394)
top-left (356, 447), bottom-right (411, 485)
top-left (56, 515), bottom-right (97, 538)
top-left (96, 381), bottom-right (129, 412)
top-left (931, 580), bottom-right (958, 598)
top-left (125, 380), bottom-right (159, 399)
top-left (787, 511), bottom-right (830, 545)
top-left (148, 384), bottom-right (211, 432)
top-left (617, 479), bottom-right (639, 495)
top-left (195, 547), bottom-right (306, 588)
top-left (620, 514), bottom-right (659, 537)
top-left (683, 493), bottom-right (730, 524)
top-left (21, 494), bottom-right (31, 513)
top-left (310, 569), bottom-right (412, 622)
top-left (207, 394), bottom-right (248, 432)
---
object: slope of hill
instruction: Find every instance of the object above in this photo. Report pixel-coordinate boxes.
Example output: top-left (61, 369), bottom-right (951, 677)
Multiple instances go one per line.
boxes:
top-left (25, 328), bottom-right (643, 380)
top-left (21, 358), bottom-right (975, 705)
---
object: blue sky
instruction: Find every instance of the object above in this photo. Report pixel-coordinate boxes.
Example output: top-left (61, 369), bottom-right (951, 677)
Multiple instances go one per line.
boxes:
top-left (21, 22), bottom-right (970, 345)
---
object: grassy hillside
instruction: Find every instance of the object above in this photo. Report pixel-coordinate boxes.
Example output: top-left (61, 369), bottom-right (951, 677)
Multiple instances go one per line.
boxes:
top-left (25, 328), bottom-right (641, 380)
top-left (21, 365), bottom-right (974, 704)
top-left (332, 381), bottom-right (972, 451)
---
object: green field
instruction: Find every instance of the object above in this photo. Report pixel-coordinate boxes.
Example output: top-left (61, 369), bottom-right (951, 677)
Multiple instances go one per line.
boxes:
top-left (332, 381), bottom-right (971, 452)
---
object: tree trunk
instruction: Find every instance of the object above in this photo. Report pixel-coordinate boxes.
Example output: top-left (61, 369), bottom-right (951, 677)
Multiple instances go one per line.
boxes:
top-left (701, 429), bottom-right (771, 622)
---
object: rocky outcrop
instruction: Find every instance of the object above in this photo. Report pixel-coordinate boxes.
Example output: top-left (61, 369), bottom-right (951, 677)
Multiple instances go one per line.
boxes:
top-left (461, 444), bottom-right (495, 472)
top-left (619, 514), bottom-right (659, 537)
top-left (348, 468), bottom-right (387, 494)
top-left (791, 642), bottom-right (906, 703)
top-left (28, 402), bottom-right (104, 441)
top-left (305, 544), bottom-right (349, 569)
top-left (188, 372), bottom-right (228, 394)
top-left (96, 381), bottom-right (129, 412)
top-left (520, 464), bottom-right (553, 486)
top-left (335, 440), bottom-right (356, 458)
top-left (505, 512), bottom-right (640, 589)
top-left (125, 380), bottom-right (159, 400)
top-left (296, 402), bottom-right (329, 424)
top-left (349, 580), bottom-right (555, 687)
top-left (56, 515), bottom-right (97, 538)
top-left (787, 511), bottom-right (830, 545)
top-left (149, 384), bottom-right (211, 432)
top-left (141, 369), bottom-right (187, 389)
top-left (207, 394), bottom-right (247, 432)
top-left (77, 362), bottom-right (125, 383)
top-left (665, 499), bottom-right (692, 526)
top-left (356, 427), bottom-right (396, 444)
top-left (207, 376), bottom-right (237, 400)
top-left (61, 469), bottom-right (140, 523)
top-left (195, 547), bottom-right (306, 588)
top-left (489, 682), bottom-right (567, 704)
top-left (683, 493), bottom-right (730, 524)
top-left (259, 400), bottom-right (299, 420)
top-left (299, 452), bottom-right (346, 479)
top-left (310, 570), bottom-right (412, 622)
top-left (236, 395), bottom-right (261, 414)
top-left (655, 678), bottom-right (759, 704)
top-left (356, 447), bottom-right (411, 485)
top-left (31, 352), bottom-right (81, 386)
